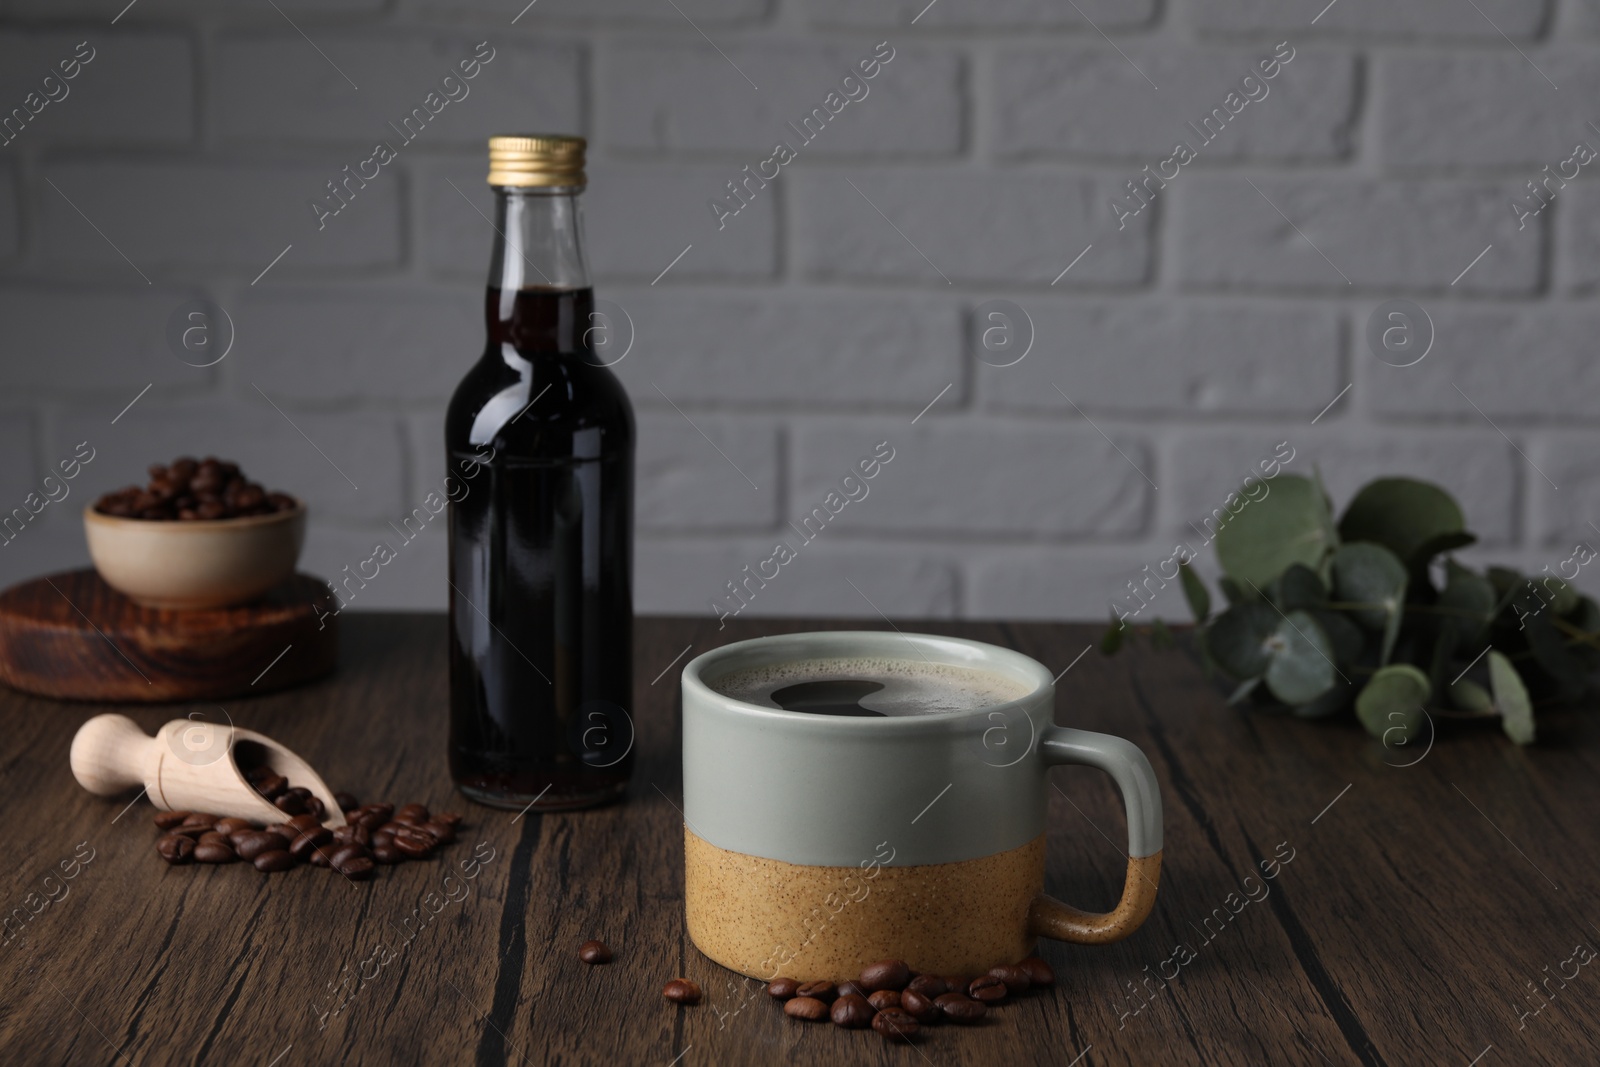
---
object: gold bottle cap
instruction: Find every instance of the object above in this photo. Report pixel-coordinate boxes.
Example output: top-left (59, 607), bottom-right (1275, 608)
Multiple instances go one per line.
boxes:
top-left (487, 134), bottom-right (586, 188)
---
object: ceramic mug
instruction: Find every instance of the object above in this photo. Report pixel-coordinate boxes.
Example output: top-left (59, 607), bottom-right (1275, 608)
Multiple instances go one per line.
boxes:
top-left (680, 630), bottom-right (1163, 982)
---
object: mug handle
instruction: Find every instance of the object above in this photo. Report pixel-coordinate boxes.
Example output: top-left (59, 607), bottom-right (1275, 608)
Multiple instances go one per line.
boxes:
top-left (1028, 726), bottom-right (1164, 944)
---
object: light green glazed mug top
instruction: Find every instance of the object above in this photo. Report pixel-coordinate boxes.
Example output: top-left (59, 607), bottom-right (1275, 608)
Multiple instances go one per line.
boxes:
top-left (681, 631), bottom-right (1164, 983)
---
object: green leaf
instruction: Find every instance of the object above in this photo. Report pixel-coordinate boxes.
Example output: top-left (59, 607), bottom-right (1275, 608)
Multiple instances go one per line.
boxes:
top-left (1214, 475), bottom-right (1337, 590)
top-left (1262, 611), bottom-right (1338, 705)
top-left (1218, 577), bottom-right (1248, 606)
top-left (1523, 614), bottom-right (1589, 694)
top-left (1448, 677), bottom-right (1494, 714)
top-left (1227, 676), bottom-right (1261, 706)
top-left (1355, 664), bottom-right (1431, 744)
top-left (1294, 678), bottom-right (1353, 718)
top-left (1100, 616), bottom-right (1127, 656)
top-left (1437, 565), bottom-right (1496, 655)
top-left (1330, 542), bottom-right (1408, 665)
top-left (1309, 608), bottom-right (1365, 663)
top-left (1489, 650), bottom-right (1535, 745)
top-left (1207, 604), bottom-right (1277, 679)
top-left (1278, 563), bottom-right (1326, 611)
top-left (1149, 618), bottom-right (1175, 650)
top-left (1338, 477), bottom-right (1466, 565)
top-left (1178, 562), bottom-right (1211, 623)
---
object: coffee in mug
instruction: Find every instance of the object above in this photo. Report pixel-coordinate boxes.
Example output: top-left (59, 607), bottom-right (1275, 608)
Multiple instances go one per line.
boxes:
top-left (681, 631), bottom-right (1164, 983)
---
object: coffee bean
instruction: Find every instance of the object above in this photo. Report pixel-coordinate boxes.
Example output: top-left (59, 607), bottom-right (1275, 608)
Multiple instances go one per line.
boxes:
top-left (254, 850), bottom-right (295, 873)
top-left (663, 979), bottom-right (702, 1005)
top-left (331, 847), bottom-right (375, 881)
top-left (213, 817), bottom-right (251, 836)
top-left (284, 812), bottom-right (322, 835)
top-left (355, 810), bottom-right (388, 832)
top-left (332, 824), bottom-right (371, 848)
top-left (899, 989), bottom-right (940, 1024)
top-left (180, 812), bottom-right (217, 830)
top-left (256, 774), bottom-right (288, 800)
top-left (304, 796), bottom-right (326, 821)
top-left (989, 964), bottom-right (1030, 995)
top-left (234, 832), bottom-right (285, 861)
top-left (830, 994), bottom-right (876, 1029)
top-left (396, 803), bottom-right (429, 825)
top-left (934, 993), bottom-right (987, 1024)
top-left (193, 841), bottom-right (235, 864)
top-left (1020, 956), bottom-right (1055, 988)
top-left (197, 831), bottom-right (232, 849)
top-left (333, 791), bottom-right (360, 812)
top-left (371, 844), bottom-right (403, 865)
top-left (422, 820), bottom-right (456, 846)
top-left (289, 828), bottom-right (332, 858)
top-left (371, 830), bottom-right (395, 850)
top-left (968, 975), bottom-right (1007, 1003)
top-left (783, 996), bottom-right (828, 1021)
top-left (307, 845), bottom-right (336, 868)
top-left (432, 812), bottom-right (464, 830)
top-left (836, 980), bottom-right (867, 1000)
top-left (579, 940), bottom-right (612, 964)
top-left (795, 981), bottom-right (836, 1003)
top-left (871, 1008), bottom-right (920, 1042)
top-left (767, 977), bottom-right (799, 1000)
top-left (859, 959), bottom-right (911, 993)
top-left (156, 833), bottom-right (195, 864)
top-left (359, 802), bottom-right (394, 823)
top-left (170, 824), bottom-right (213, 839)
top-left (153, 810), bottom-right (190, 830)
top-left (392, 828), bottom-right (434, 860)
top-left (274, 792), bottom-right (306, 816)
top-left (906, 974), bottom-right (949, 998)
top-left (867, 990), bottom-right (901, 1012)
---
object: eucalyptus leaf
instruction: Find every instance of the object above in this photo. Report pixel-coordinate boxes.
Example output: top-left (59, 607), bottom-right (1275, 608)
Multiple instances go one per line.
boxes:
top-left (1489, 650), bottom-right (1535, 745)
top-left (1178, 562), bottom-right (1210, 623)
top-left (1293, 677), bottom-right (1353, 718)
top-left (1524, 613), bottom-right (1589, 695)
top-left (1214, 475), bottom-right (1336, 589)
top-left (1100, 617), bottom-right (1126, 656)
top-left (1330, 542), bottom-right (1408, 665)
top-left (1278, 564), bottom-right (1326, 611)
top-left (1354, 663), bottom-right (1431, 744)
top-left (1338, 477), bottom-right (1465, 564)
top-left (1227, 676), bottom-right (1262, 706)
top-left (1437, 566), bottom-right (1496, 655)
top-left (1206, 603), bottom-right (1277, 679)
top-left (1218, 577), bottom-right (1248, 606)
top-left (1309, 608), bottom-right (1365, 663)
top-left (1448, 677), bottom-right (1494, 714)
top-left (1262, 611), bottom-right (1338, 705)
top-left (1149, 618), bottom-right (1175, 650)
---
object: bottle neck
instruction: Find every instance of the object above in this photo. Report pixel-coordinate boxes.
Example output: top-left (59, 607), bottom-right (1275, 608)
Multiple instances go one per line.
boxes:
top-left (485, 185), bottom-right (592, 352)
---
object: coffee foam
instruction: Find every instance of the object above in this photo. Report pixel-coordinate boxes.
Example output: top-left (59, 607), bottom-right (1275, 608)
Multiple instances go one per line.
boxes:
top-left (707, 656), bottom-right (1032, 716)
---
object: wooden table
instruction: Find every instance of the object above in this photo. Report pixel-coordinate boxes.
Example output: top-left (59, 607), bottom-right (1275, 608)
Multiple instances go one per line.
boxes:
top-left (2, 615), bottom-right (1597, 1066)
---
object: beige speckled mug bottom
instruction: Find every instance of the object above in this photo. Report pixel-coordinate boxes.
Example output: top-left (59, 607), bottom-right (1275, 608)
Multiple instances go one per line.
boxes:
top-left (685, 828), bottom-right (1043, 982)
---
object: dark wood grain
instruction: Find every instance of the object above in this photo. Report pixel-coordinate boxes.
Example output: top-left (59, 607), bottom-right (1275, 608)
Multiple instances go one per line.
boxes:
top-left (0, 569), bottom-right (338, 702)
top-left (0, 614), bottom-right (1595, 1066)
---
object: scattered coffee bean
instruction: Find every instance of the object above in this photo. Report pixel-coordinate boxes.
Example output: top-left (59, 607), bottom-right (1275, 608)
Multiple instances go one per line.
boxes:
top-left (253, 850), bottom-right (295, 873)
top-left (579, 940), bottom-right (612, 965)
top-left (663, 979), bottom-right (702, 1005)
top-left (214, 817), bottom-right (251, 837)
top-left (422, 820), bottom-right (456, 846)
top-left (934, 993), bottom-right (987, 1024)
top-left (289, 828), bottom-right (331, 859)
top-left (197, 831), bottom-right (231, 849)
top-left (304, 796), bottom-right (327, 821)
top-left (256, 774), bottom-right (288, 800)
top-left (906, 974), bottom-right (949, 998)
top-left (153, 811), bottom-right (190, 831)
top-left (392, 828), bottom-right (434, 860)
top-left (796, 981), bottom-right (836, 1004)
top-left (836, 980), bottom-right (867, 1000)
top-left (968, 975), bottom-right (1007, 1003)
top-left (234, 832), bottom-right (285, 861)
top-left (1019, 956), bottom-right (1055, 988)
top-left (330, 846), bottom-right (375, 881)
top-left (156, 833), bottom-right (195, 864)
top-left (766, 978), bottom-right (799, 1000)
top-left (285, 813), bottom-right (321, 835)
top-left (859, 959), bottom-right (911, 993)
top-left (334, 791), bottom-right (360, 812)
top-left (867, 990), bottom-right (901, 1012)
top-left (989, 964), bottom-right (1031, 995)
top-left (274, 792), bottom-right (307, 816)
top-left (308, 845), bottom-right (336, 868)
top-left (872, 1008), bottom-right (920, 1042)
top-left (433, 812), bottom-right (464, 830)
top-left (396, 803), bottom-right (429, 825)
top-left (180, 812), bottom-right (217, 830)
top-left (899, 989), bottom-right (941, 1024)
top-left (371, 844), bottom-right (403, 865)
top-left (193, 841), bottom-right (235, 864)
top-left (784, 996), bottom-right (829, 1021)
top-left (830, 994), bottom-right (875, 1029)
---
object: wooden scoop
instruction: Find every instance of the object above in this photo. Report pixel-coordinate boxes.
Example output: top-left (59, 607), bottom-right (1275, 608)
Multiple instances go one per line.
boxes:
top-left (70, 713), bottom-right (347, 828)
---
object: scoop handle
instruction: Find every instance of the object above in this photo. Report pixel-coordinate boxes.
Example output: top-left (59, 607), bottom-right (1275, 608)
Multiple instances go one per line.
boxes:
top-left (70, 713), bottom-right (159, 796)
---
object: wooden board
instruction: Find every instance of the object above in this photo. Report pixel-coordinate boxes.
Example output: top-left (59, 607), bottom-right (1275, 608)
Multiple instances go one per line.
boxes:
top-left (0, 614), bottom-right (1597, 1065)
top-left (0, 568), bottom-right (338, 703)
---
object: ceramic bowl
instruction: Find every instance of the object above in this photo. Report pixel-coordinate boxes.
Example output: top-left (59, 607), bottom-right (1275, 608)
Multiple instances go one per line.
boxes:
top-left (83, 501), bottom-right (307, 610)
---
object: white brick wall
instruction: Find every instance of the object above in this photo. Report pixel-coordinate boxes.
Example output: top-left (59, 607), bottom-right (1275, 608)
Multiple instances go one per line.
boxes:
top-left (2, 1), bottom-right (1597, 623)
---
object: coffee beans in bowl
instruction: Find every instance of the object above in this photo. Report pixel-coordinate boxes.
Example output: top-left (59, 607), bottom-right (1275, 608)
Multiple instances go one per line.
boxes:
top-left (85, 458), bottom-right (306, 610)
